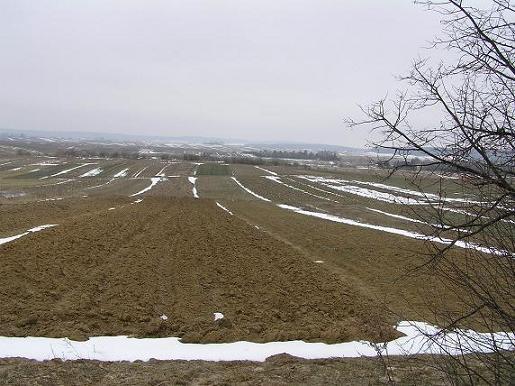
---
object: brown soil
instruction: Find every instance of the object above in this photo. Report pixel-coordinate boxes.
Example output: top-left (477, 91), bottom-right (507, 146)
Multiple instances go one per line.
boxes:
top-left (0, 355), bottom-right (462, 385)
top-left (0, 197), bottom-right (396, 343)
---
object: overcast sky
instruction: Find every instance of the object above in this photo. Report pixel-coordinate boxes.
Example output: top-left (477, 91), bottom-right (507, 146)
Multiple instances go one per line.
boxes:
top-left (0, 0), bottom-right (450, 146)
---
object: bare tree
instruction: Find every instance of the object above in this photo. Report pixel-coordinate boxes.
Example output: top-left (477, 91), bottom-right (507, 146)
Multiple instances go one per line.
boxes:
top-left (348, 1), bottom-right (514, 383)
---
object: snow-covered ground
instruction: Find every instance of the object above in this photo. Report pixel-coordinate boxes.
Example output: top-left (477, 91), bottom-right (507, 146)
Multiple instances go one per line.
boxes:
top-left (0, 321), bottom-right (511, 362)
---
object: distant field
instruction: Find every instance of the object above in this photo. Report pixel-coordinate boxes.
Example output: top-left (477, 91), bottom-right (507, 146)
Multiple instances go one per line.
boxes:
top-left (196, 163), bottom-right (231, 176)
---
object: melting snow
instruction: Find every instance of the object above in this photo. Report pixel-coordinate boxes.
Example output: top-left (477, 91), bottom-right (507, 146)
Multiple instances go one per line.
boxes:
top-left (156, 165), bottom-right (168, 177)
top-left (216, 202), bottom-right (233, 215)
top-left (264, 176), bottom-right (337, 202)
top-left (254, 166), bottom-right (278, 176)
top-left (213, 312), bottom-right (224, 321)
top-left (113, 168), bottom-right (129, 178)
top-left (41, 163), bottom-right (95, 179)
top-left (80, 168), bottom-right (102, 177)
top-left (278, 204), bottom-right (508, 256)
top-left (0, 321), bottom-right (511, 362)
top-left (231, 177), bottom-right (271, 202)
top-left (0, 224), bottom-right (57, 246)
top-left (188, 177), bottom-right (199, 199)
top-left (130, 177), bottom-right (164, 197)
top-left (133, 167), bottom-right (147, 178)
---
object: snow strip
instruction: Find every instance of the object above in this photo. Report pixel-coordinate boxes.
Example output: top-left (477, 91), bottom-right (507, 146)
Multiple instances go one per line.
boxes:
top-left (86, 178), bottom-right (115, 190)
top-left (278, 204), bottom-right (508, 256)
top-left (216, 202), bottom-right (233, 215)
top-left (264, 176), bottom-right (337, 202)
top-left (156, 165), bottom-right (168, 177)
top-left (0, 225), bottom-right (57, 246)
top-left (130, 177), bottom-right (165, 197)
top-left (41, 178), bottom-right (75, 187)
top-left (36, 197), bottom-right (63, 202)
top-left (0, 321), bottom-right (511, 362)
top-left (231, 177), bottom-right (271, 202)
top-left (40, 163), bottom-right (94, 179)
top-left (113, 168), bottom-right (129, 178)
top-left (80, 168), bottom-right (102, 177)
top-left (367, 208), bottom-right (428, 225)
top-left (254, 166), bottom-right (278, 176)
top-left (133, 167), bottom-right (147, 178)
top-left (188, 177), bottom-right (199, 199)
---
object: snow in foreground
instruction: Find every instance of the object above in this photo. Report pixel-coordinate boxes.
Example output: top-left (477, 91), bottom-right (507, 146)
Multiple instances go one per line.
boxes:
top-left (0, 321), bottom-right (512, 362)
top-left (0, 225), bottom-right (58, 246)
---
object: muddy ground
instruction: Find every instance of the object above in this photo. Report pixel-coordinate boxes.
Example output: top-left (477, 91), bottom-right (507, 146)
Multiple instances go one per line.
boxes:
top-left (0, 197), bottom-right (395, 343)
top-left (1, 353), bottom-right (505, 386)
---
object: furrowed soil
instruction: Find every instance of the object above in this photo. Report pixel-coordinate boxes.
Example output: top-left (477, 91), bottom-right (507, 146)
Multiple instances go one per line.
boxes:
top-left (0, 197), bottom-right (396, 343)
top-left (3, 354), bottom-right (491, 385)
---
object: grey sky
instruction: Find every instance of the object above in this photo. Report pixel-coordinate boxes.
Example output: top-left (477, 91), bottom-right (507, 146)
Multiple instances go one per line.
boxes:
top-left (0, 0), bottom-right (447, 146)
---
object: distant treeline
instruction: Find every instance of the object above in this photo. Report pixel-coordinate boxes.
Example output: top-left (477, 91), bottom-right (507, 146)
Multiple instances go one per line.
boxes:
top-left (54, 148), bottom-right (327, 168)
top-left (249, 150), bottom-right (338, 161)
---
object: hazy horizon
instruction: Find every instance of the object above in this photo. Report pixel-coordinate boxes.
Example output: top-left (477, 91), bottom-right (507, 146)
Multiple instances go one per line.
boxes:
top-left (1, 0), bottom-right (449, 147)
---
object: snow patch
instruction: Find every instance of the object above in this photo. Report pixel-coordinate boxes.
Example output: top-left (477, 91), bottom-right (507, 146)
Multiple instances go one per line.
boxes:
top-left (188, 177), bottom-right (199, 199)
top-left (80, 168), bottom-right (102, 177)
top-left (213, 312), bottom-right (224, 321)
top-left (0, 321), bottom-right (511, 362)
top-left (113, 168), bottom-right (129, 178)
